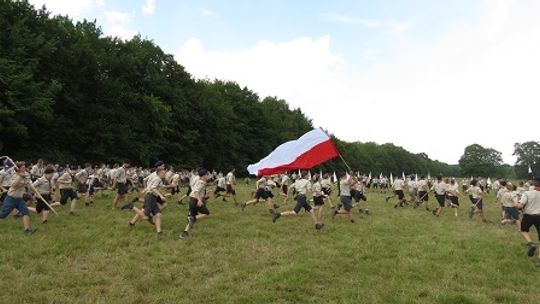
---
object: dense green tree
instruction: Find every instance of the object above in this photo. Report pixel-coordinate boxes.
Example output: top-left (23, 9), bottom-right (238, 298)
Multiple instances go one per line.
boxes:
top-left (458, 144), bottom-right (503, 177)
top-left (513, 141), bottom-right (540, 178)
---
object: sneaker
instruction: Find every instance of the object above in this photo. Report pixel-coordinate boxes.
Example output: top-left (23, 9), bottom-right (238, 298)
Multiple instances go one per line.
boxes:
top-left (121, 203), bottom-right (134, 210)
top-left (179, 230), bottom-right (189, 239)
top-left (527, 242), bottom-right (537, 257)
top-left (332, 209), bottom-right (338, 219)
top-left (315, 223), bottom-right (322, 230)
top-left (272, 212), bottom-right (281, 223)
top-left (188, 216), bottom-right (195, 229)
top-left (350, 219), bottom-right (355, 224)
top-left (24, 227), bottom-right (37, 235)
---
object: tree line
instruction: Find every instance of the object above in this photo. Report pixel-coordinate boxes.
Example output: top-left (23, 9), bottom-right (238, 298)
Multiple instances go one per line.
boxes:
top-left (0, 1), bottom-right (535, 178)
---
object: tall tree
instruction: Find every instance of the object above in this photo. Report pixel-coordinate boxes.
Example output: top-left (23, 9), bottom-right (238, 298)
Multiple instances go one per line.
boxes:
top-left (459, 144), bottom-right (503, 177)
top-left (513, 141), bottom-right (540, 178)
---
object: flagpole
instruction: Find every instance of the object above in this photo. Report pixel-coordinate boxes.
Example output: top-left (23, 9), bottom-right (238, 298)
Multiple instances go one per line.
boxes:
top-left (319, 127), bottom-right (353, 173)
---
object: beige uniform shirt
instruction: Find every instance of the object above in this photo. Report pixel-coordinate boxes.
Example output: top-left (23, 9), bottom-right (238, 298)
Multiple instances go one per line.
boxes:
top-left (520, 189), bottom-right (540, 215)
top-left (190, 179), bottom-right (207, 199)
top-left (7, 173), bottom-right (31, 198)
top-left (57, 172), bottom-right (73, 189)
top-left (293, 178), bottom-right (312, 196)
top-left (33, 176), bottom-right (52, 195)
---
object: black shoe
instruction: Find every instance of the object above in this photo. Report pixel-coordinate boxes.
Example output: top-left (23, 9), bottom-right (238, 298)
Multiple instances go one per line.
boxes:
top-left (350, 219), bottom-right (355, 224)
top-left (394, 205), bottom-right (398, 209)
top-left (432, 210), bottom-right (437, 216)
top-left (121, 203), bottom-right (134, 210)
top-left (24, 227), bottom-right (37, 235)
top-left (527, 242), bottom-right (537, 257)
top-left (179, 230), bottom-right (188, 239)
top-left (128, 222), bottom-right (135, 227)
top-left (332, 209), bottom-right (338, 219)
top-left (241, 203), bottom-right (246, 211)
top-left (85, 202), bottom-right (90, 207)
top-left (272, 212), bottom-right (281, 223)
top-left (315, 223), bottom-right (322, 230)
top-left (273, 204), bottom-right (280, 209)
top-left (42, 220), bottom-right (48, 224)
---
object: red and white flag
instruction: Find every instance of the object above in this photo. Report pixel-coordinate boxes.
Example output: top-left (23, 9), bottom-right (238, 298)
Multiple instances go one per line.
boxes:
top-left (247, 128), bottom-right (339, 176)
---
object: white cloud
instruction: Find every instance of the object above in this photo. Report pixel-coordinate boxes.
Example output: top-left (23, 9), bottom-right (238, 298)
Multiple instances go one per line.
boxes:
top-left (200, 7), bottom-right (216, 17)
top-left (176, 36), bottom-right (345, 118)
top-left (176, 0), bottom-right (540, 164)
top-left (142, 0), bottom-right (156, 16)
top-left (28, 0), bottom-right (105, 17)
top-left (103, 11), bottom-right (137, 40)
top-left (327, 13), bottom-right (412, 35)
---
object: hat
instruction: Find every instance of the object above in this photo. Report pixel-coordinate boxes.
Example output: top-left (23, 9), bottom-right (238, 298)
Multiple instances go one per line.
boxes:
top-left (154, 160), bottom-right (164, 168)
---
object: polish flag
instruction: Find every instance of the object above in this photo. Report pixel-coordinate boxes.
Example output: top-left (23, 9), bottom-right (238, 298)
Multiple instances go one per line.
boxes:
top-left (247, 128), bottom-right (339, 176)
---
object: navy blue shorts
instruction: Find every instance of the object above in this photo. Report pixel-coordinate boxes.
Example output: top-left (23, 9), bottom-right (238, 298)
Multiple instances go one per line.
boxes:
top-left (340, 196), bottom-right (353, 212)
top-left (293, 195), bottom-right (312, 213)
top-left (0, 195), bottom-right (30, 218)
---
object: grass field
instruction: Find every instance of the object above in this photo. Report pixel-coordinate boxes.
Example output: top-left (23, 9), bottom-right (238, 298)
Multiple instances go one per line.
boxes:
top-left (1, 183), bottom-right (539, 304)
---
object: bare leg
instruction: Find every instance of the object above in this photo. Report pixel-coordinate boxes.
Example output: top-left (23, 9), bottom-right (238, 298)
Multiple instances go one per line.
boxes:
top-left (70, 199), bottom-right (77, 213)
top-left (154, 214), bottom-right (161, 233)
top-left (22, 215), bottom-right (30, 230)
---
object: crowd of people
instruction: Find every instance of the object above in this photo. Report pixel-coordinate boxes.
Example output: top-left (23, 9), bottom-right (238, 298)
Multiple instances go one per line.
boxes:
top-left (1, 156), bottom-right (539, 266)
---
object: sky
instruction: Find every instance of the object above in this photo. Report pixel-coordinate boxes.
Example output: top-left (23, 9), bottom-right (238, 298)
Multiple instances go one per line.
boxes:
top-left (28, 0), bottom-right (540, 165)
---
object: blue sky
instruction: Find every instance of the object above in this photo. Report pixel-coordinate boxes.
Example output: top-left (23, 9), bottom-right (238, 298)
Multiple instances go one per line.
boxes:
top-left (29, 1), bottom-right (540, 165)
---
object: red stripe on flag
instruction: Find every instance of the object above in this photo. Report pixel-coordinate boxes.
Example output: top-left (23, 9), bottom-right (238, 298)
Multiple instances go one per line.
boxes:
top-left (257, 139), bottom-right (339, 176)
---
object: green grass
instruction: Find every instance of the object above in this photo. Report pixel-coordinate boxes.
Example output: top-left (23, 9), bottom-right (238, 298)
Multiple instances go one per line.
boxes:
top-left (0, 184), bottom-right (539, 304)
